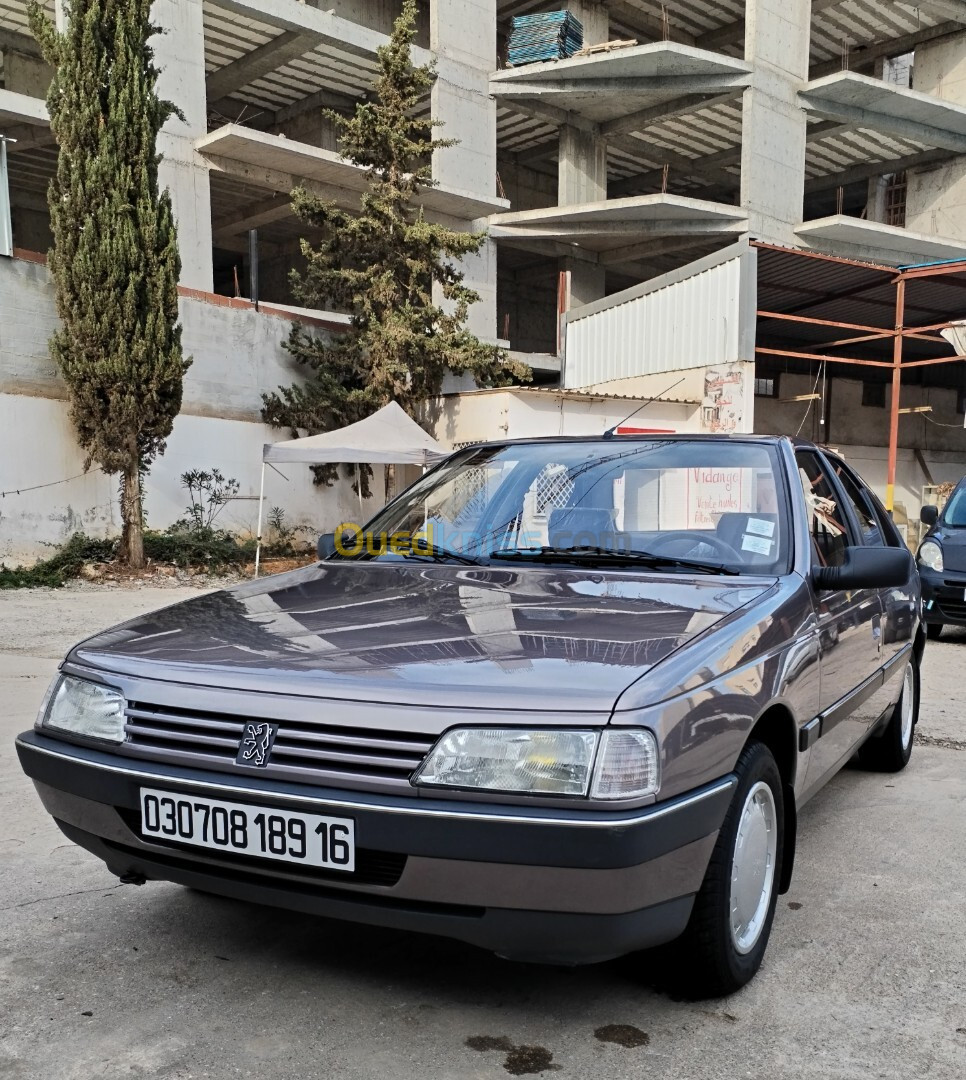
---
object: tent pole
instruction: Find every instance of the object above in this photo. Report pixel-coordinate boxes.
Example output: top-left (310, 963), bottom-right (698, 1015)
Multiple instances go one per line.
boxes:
top-left (358, 466), bottom-right (364, 518)
top-left (254, 461), bottom-right (266, 578)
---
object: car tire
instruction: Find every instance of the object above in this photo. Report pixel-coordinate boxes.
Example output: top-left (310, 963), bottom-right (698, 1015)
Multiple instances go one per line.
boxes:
top-left (663, 741), bottom-right (784, 999)
top-left (927, 623), bottom-right (943, 641)
top-left (858, 654), bottom-right (919, 773)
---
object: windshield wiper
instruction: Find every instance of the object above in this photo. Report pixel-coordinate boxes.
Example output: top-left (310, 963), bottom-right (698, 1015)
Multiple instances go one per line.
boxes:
top-left (403, 542), bottom-right (482, 566)
top-left (490, 546), bottom-right (738, 576)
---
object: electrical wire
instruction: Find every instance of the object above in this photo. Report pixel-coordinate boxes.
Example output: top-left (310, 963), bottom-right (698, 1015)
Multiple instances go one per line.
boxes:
top-left (795, 363), bottom-right (825, 437)
top-left (1, 467), bottom-right (102, 498)
top-left (923, 413), bottom-right (964, 429)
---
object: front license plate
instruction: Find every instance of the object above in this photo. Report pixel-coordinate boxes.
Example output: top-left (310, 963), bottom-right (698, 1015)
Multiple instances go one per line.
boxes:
top-left (139, 788), bottom-right (355, 871)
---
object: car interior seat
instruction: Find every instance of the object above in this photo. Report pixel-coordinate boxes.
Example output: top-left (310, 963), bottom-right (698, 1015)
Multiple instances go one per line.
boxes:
top-left (548, 506), bottom-right (619, 549)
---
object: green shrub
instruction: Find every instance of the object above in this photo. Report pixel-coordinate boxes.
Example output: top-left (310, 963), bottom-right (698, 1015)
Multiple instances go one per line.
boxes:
top-left (142, 528), bottom-right (255, 569)
top-left (0, 534), bottom-right (118, 589)
top-left (0, 528), bottom-right (313, 589)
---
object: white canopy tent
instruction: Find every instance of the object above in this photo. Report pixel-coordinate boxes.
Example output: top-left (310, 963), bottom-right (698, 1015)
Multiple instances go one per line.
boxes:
top-left (255, 402), bottom-right (449, 575)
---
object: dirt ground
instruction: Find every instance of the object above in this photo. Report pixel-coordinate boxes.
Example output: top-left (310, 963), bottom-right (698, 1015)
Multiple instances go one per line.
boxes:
top-left (0, 582), bottom-right (964, 1079)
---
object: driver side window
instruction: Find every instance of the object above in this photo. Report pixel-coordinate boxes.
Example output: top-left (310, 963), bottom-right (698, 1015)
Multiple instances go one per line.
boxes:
top-left (796, 451), bottom-right (854, 567)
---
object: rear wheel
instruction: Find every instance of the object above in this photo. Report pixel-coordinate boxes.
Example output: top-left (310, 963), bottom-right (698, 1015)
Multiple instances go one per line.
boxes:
top-left (859, 655), bottom-right (918, 772)
top-left (927, 622), bottom-right (943, 641)
top-left (664, 741), bottom-right (784, 999)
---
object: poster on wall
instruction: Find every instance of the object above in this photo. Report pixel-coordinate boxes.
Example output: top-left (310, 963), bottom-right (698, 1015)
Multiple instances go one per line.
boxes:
top-left (701, 366), bottom-right (745, 433)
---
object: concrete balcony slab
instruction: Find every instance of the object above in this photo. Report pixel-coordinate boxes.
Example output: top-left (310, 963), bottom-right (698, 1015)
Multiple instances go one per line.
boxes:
top-left (488, 193), bottom-right (747, 257)
top-left (0, 90), bottom-right (53, 155)
top-left (796, 215), bottom-right (966, 265)
top-left (196, 125), bottom-right (508, 221)
top-left (490, 42), bottom-right (750, 129)
top-left (801, 71), bottom-right (966, 153)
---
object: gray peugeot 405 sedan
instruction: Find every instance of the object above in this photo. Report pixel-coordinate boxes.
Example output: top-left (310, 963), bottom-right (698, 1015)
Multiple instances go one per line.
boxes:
top-left (16, 435), bottom-right (921, 997)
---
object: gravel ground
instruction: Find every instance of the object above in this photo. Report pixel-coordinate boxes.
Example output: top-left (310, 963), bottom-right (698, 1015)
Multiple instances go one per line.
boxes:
top-left (0, 583), bottom-right (964, 1079)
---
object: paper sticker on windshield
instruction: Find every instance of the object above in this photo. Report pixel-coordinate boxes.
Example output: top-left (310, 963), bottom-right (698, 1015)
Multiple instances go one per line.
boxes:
top-left (746, 517), bottom-right (776, 538)
top-left (742, 534), bottom-right (773, 555)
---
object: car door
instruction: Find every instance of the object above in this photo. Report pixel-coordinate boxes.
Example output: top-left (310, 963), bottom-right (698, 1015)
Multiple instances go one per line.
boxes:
top-left (824, 452), bottom-right (915, 727)
top-left (825, 453), bottom-right (916, 660)
top-left (796, 449), bottom-right (883, 787)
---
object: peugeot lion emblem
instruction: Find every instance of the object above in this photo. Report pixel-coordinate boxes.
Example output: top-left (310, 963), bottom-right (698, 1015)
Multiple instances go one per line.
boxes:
top-left (236, 722), bottom-right (278, 768)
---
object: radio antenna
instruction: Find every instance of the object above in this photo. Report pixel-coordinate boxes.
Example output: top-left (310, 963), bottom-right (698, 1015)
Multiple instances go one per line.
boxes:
top-left (602, 376), bottom-right (687, 439)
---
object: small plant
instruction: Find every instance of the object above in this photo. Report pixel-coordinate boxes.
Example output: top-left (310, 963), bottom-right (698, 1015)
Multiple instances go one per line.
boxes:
top-left (173, 469), bottom-right (240, 534)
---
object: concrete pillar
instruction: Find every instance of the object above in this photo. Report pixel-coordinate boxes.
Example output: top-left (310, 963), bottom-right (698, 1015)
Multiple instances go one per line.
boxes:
top-left (866, 174), bottom-right (889, 224)
top-left (564, 257), bottom-right (606, 309)
top-left (558, 125), bottom-right (607, 205)
top-left (565, 1), bottom-right (608, 47)
top-left (556, 128), bottom-right (607, 308)
top-left (738, 0), bottom-right (810, 244)
top-left (552, 8), bottom-right (609, 310)
top-left (152, 0), bottom-right (213, 291)
top-left (430, 0), bottom-right (498, 340)
top-left (430, 0), bottom-right (496, 200)
top-left (904, 31), bottom-right (966, 239)
top-left (2, 52), bottom-right (53, 97)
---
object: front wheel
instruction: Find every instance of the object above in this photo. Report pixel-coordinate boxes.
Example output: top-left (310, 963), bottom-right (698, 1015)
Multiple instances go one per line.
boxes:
top-left (927, 622), bottom-right (943, 641)
top-left (664, 741), bottom-right (784, 998)
top-left (859, 655), bottom-right (919, 772)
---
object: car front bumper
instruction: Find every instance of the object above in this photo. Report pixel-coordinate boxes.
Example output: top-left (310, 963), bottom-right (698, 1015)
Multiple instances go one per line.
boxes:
top-left (918, 566), bottom-right (966, 626)
top-left (16, 730), bottom-right (733, 965)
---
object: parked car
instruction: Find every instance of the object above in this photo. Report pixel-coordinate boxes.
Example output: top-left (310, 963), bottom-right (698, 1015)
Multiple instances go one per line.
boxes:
top-left (918, 477), bottom-right (966, 639)
top-left (16, 435), bottom-right (920, 997)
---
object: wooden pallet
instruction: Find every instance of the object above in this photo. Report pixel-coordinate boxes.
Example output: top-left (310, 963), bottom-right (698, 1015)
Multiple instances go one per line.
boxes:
top-left (571, 38), bottom-right (638, 57)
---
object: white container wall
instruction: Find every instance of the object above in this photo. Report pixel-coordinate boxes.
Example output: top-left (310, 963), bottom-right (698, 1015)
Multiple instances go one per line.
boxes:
top-left (563, 241), bottom-right (758, 390)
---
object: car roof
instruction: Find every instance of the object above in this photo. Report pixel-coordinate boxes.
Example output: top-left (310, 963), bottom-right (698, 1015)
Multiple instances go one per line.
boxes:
top-left (461, 433), bottom-right (817, 451)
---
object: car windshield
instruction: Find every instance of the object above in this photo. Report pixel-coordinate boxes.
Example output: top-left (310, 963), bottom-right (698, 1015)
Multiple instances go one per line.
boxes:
top-left (339, 438), bottom-right (790, 575)
top-left (943, 482), bottom-right (966, 527)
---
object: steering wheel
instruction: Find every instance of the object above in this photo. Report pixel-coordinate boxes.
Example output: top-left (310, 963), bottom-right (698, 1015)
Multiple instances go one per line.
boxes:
top-left (647, 531), bottom-right (743, 563)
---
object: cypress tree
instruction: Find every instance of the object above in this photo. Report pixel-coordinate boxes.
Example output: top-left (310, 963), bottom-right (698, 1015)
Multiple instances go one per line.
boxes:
top-left (28, 0), bottom-right (189, 568)
top-left (262, 0), bottom-right (529, 489)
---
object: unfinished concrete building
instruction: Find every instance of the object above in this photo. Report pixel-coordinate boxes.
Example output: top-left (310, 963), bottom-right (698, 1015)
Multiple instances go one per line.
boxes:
top-left (4, 0), bottom-right (966, 548)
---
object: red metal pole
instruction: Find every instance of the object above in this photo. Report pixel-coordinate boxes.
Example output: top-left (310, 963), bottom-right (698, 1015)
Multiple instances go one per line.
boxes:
top-left (886, 278), bottom-right (905, 513)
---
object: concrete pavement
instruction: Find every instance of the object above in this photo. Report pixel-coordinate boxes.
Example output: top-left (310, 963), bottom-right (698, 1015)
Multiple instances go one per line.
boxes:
top-left (1, 586), bottom-right (964, 1079)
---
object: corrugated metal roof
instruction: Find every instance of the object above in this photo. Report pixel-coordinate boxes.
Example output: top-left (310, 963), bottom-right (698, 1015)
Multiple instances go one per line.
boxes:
top-left (754, 242), bottom-right (966, 367)
top-left (446, 386), bottom-right (700, 404)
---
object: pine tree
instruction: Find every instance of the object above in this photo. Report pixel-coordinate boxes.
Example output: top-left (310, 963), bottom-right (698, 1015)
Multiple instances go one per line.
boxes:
top-left (262, 0), bottom-right (529, 488)
top-left (28, 0), bottom-right (189, 568)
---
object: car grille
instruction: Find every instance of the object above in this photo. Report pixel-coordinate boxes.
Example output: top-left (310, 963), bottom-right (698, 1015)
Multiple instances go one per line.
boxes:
top-left (115, 812), bottom-right (407, 887)
top-left (122, 701), bottom-right (435, 789)
top-left (937, 598), bottom-right (966, 621)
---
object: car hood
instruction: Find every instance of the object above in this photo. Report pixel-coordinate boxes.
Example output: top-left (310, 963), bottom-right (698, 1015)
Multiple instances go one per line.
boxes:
top-left (931, 524), bottom-right (966, 572)
top-left (70, 562), bottom-right (773, 713)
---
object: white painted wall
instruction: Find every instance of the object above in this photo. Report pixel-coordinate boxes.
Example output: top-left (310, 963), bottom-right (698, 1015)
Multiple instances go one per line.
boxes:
top-left (433, 388), bottom-right (701, 448)
top-left (0, 256), bottom-right (382, 563)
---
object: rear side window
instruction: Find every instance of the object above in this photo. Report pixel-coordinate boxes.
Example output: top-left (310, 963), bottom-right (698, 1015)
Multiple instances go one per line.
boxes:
top-left (826, 455), bottom-right (902, 547)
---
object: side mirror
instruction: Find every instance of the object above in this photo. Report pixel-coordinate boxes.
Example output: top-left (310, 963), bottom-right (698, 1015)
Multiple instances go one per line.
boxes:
top-left (317, 533), bottom-right (336, 560)
top-left (812, 546), bottom-right (914, 592)
top-left (920, 504), bottom-right (939, 526)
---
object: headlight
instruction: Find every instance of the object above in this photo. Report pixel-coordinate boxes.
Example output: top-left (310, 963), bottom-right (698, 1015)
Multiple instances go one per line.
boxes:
top-left (41, 675), bottom-right (126, 743)
top-left (918, 540), bottom-right (943, 572)
top-left (413, 727), bottom-right (660, 799)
